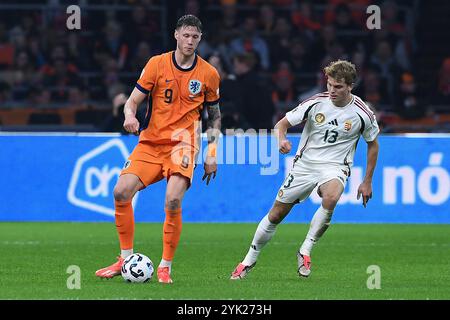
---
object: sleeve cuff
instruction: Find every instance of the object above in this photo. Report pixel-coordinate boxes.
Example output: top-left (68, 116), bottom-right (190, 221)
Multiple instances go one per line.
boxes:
top-left (135, 83), bottom-right (149, 95)
top-left (204, 98), bottom-right (220, 106)
top-left (365, 130), bottom-right (380, 142)
top-left (285, 112), bottom-right (295, 126)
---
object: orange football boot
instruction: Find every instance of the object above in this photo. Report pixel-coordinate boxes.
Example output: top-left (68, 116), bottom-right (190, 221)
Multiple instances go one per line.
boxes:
top-left (95, 256), bottom-right (124, 278)
top-left (157, 267), bottom-right (173, 284)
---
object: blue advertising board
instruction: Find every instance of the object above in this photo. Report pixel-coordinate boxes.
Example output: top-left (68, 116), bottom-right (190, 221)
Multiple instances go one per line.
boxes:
top-left (0, 133), bottom-right (449, 223)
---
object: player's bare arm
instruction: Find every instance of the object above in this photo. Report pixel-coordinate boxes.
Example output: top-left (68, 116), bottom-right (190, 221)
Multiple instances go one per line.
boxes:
top-left (274, 117), bottom-right (292, 154)
top-left (202, 103), bottom-right (221, 185)
top-left (357, 137), bottom-right (379, 207)
top-left (123, 87), bottom-right (147, 134)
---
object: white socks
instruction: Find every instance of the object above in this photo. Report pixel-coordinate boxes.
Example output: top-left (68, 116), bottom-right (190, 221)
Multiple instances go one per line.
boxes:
top-left (121, 249), bottom-right (133, 259)
top-left (299, 205), bottom-right (333, 256)
top-left (240, 205), bottom-right (333, 266)
top-left (242, 214), bottom-right (277, 266)
top-left (121, 251), bottom-right (172, 273)
top-left (158, 258), bottom-right (172, 273)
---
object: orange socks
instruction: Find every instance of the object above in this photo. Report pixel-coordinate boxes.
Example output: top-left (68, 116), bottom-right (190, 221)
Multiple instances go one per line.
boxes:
top-left (115, 200), bottom-right (134, 250)
top-left (162, 208), bottom-right (182, 261)
top-left (115, 201), bottom-right (181, 261)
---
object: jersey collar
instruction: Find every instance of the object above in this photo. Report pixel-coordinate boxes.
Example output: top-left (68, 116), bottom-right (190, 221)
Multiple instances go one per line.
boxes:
top-left (172, 51), bottom-right (198, 72)
top-left (331, 94), bottom-right (354, 109)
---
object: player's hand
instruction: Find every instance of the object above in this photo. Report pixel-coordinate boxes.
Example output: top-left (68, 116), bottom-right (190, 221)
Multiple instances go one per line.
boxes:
top-left (279, 139), bottom-right (292, 154)
top-left (123, 116), bottom-right (140, 135)
top-left (202, 156), bottom-right (217, 185)
top-left (357, 181), bottom-right (373, 208)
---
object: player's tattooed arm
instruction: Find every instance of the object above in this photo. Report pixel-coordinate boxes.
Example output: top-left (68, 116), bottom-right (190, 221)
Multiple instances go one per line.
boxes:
top-left (206, 103), bottom-right (221, 143)
top-left (202, 103), bottom-right (221, 185)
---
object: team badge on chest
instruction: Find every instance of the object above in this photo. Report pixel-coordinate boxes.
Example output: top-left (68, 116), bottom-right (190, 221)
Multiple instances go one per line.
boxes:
top-left (344, 120), bottom-right (352, 132)
top-left (315, 113), bottom-right (325, 124)
top-left (189, 80), bottom-right (202, 95)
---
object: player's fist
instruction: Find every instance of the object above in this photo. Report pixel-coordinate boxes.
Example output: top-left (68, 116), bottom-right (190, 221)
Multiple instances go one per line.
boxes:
top-left (123, 116), bottom-right (140, 135)
top-left (202, 156), bottom-right (217, 185)
top-left (279, 139), bottom-right (292, 154)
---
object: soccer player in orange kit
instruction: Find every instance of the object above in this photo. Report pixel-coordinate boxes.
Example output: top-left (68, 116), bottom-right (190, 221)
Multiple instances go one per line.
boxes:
top-left (95, 15), bottom-right (221, 284)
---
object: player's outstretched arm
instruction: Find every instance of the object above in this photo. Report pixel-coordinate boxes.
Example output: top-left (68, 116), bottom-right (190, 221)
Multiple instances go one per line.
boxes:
top-left (357, 138), bottom-right (379, 207)
top-left (274, 117), bottom-right (292, 154)
top-left (123, 87), bottom-right (147, 134)
top-left (202, 103), bottom-right (221, 185)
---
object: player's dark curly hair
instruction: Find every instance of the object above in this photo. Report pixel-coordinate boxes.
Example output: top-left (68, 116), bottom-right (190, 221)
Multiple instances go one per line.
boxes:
top-left (176, 14), bottom-right (202, 32)
top-left (324, 60), bottom-right (357, 85)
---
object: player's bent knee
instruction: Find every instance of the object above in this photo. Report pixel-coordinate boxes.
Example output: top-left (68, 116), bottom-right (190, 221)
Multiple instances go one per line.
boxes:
top-left (113, 185), bottom-right (134, 202)
top-left (322, 194), bottom-right (340, 210)
top-left (268, 212), bottom-right (282, 224)
top-left (268, 201), bottom-right (292, 224)
top-left (165, 197), bottom-right (182, 210)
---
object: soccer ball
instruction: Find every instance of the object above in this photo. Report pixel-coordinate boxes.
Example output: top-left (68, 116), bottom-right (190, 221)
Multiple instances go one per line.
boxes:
top-left (121, 253), bottom-right (154, 283)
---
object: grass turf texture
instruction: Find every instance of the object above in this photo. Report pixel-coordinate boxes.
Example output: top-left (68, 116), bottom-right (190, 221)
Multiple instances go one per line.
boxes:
top-left (0, 222), bottom-right (449, 300)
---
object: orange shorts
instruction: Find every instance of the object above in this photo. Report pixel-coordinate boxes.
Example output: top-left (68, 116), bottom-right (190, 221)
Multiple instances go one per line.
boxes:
top-left (121, 141), bottom-right (198, 187)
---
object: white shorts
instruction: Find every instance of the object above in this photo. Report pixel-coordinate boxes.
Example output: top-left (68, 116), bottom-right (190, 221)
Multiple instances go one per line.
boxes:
top-left (276, 159), bottom-right (350, 204)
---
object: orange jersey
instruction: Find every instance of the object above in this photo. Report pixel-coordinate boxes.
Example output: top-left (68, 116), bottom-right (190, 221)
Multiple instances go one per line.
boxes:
top-left (136, 51), bottom-right (220, 148)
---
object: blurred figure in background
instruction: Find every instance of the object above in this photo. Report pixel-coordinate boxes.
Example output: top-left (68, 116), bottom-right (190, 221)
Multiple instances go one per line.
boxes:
top-left (197, 26), bottom-right (233, 72)
top-left (11, 50), bottom-right (37, 101)
top-left (353, 68), bottom-right (390, 111)
top-left (100, 92), bottom-right (128, 133)
top-left (271, 62), bottom-right (297, 122)
top-left (288, 37), bottom-right (313, 74)
top-left (208, 53), bottom-right (241, 130)
top-left (233, 52), bottom-right (274, 130)
top-left (129, 41), bottom-right (153, 73)
top-left (298, 71), bottom-right (327, 102)
top-left (291, 0), bottom-right (321, 41)
top-left (268, 17), bottom-right (293, 70)
top-left (436, 57), bottom-right (450, 106)
top-left (230, 16), bottom-right (270, 71)
top-left (258, 4), bottom-right (276, 37)
top-left (394, 72), bottom-right (425, 120)
top-left (93, 20), bottom-right (129, 71)
top-left (369, 40), bottom-right (401, 104)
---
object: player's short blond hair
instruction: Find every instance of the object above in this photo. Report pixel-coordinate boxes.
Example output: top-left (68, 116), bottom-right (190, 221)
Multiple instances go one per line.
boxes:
top-left (323, 60), bottom-right (357, 85)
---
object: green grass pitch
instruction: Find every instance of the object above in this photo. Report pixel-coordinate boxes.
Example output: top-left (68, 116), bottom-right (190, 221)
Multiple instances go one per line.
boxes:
top-left (0, 222), bottom-right (449, 300)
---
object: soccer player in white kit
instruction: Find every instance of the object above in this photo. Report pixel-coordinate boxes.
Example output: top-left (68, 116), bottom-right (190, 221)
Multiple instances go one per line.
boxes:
top-left (231, 60), bottom-right (380, 279)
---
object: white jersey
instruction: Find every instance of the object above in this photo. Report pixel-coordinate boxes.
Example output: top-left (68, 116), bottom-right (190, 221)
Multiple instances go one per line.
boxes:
top-left (286, 92), bottom-right (379, 167)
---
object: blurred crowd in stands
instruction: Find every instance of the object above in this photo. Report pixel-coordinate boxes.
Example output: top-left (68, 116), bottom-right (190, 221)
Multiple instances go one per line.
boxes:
top-left (0, 0), bottom-right (449, 133)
